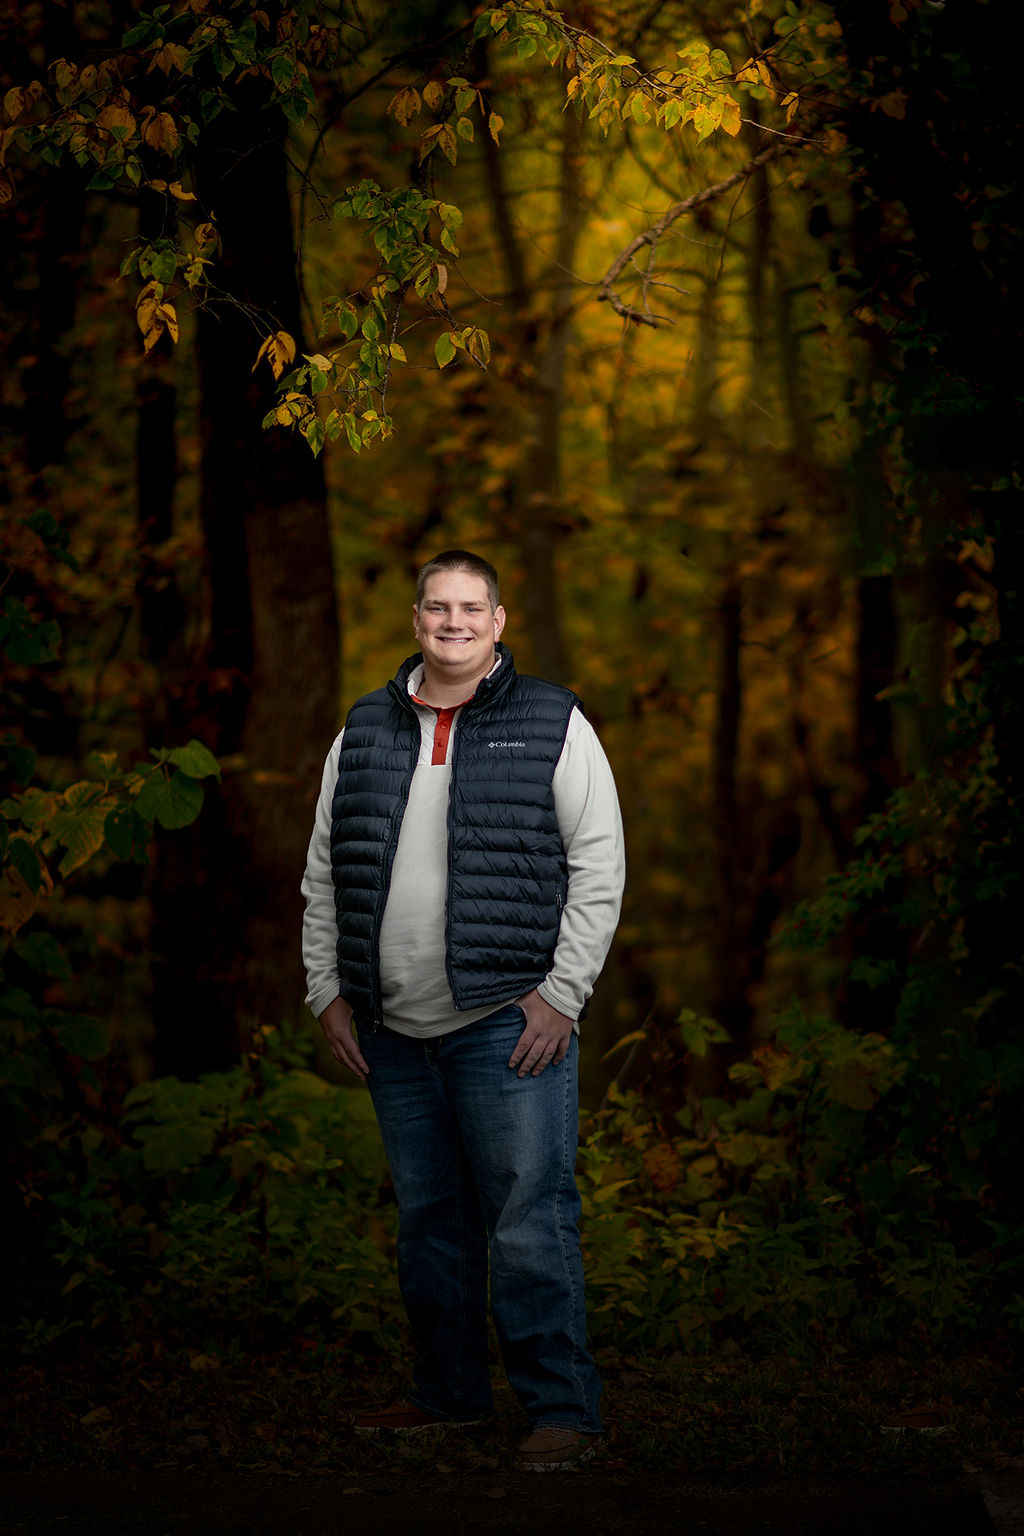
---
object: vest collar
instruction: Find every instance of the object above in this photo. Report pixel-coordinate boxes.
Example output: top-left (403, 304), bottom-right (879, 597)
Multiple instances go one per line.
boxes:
top-left (388, 643), bottom-right (517, 713)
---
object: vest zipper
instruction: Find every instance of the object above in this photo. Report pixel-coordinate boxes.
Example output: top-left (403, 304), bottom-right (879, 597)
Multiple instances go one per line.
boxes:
top-left (369, 717), bottom-right (419, 1030)
top-left (443, 712), bottom-right (462, 1009)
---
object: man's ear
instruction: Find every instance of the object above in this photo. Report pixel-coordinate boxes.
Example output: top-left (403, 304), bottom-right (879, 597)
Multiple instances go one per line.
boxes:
top-left (412, 604), bottom-right (420, 634)
top-left (493, 604), bottom-right (506, 640)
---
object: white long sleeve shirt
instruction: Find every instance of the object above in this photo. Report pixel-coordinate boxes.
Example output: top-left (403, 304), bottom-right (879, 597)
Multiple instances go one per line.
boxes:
top-left (301, 664), bottom-right (625, 1038)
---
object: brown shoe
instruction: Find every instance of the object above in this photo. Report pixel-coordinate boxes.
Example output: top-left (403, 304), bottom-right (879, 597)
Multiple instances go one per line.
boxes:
top-left (353, 1399), bottom-right (486, 1436)
top-left (515, 1426), bottom-right (604, 1471)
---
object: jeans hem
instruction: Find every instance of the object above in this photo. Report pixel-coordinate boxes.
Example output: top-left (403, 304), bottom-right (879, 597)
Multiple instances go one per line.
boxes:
top-left (531, 1419), bottom-right (604, 1435)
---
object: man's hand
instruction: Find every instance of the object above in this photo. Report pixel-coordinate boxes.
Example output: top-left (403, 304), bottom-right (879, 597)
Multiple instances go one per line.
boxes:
top-left (509, 989), bottom-right (574, 1078)
top-left (318, 995), bottom-right (369, 1082)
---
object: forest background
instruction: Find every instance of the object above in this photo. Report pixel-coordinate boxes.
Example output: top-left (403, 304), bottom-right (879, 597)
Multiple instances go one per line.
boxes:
top-left (1, 0), bottom-right (1022, 1454)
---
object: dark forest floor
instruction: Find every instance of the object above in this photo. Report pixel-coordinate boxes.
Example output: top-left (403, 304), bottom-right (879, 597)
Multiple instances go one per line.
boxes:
top-left (3, 1339), bottom-right (1021, 1480)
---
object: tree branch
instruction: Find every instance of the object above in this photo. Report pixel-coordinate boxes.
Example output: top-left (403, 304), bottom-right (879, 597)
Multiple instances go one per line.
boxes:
top-left (597, 141), bottom-right (792, 327)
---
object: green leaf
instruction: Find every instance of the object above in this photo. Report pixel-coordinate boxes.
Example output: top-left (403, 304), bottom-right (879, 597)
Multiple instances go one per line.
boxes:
top-left (122, 18), bottom-right (157, 46)
top-left (137, 1121), bottom-right (218, 1174)
top-left (166, 739), bottom-right (220, 780)
top-left (301, 416), bottom-right (325, 457)
top-left (337, 305), bottom-right (358, 341)
top-left (50, 783), bottom-right (108, 877)
top-left (14, 931), bottom-right (71, 980)
top-left (52, 1014), bottom-right (110, 1061)
top-left (1, 600), bottom-right (60, 664)
top-left (823, 1062), bottom-right (877, 1111)
top-left (434, 332), bottom-right (457, 368)
top-left (6, 837), bottom-right (42, 893)
top-left (85, 750), bottom-right (120, 781)
top-left (271, 52), bottom-right (294, 89)
top-left (343, 413), bottom-right (362, 452)
top-left (151, 247), bottom-right (178, 285)
top-left (136, 771), bottom-right (204, 829)
top-left (680, 1013), bottom-right (731, 1057)
top-left (281, 95), bottom-right (309, 126)
top-left (104, 806), bottom-right (150, 863)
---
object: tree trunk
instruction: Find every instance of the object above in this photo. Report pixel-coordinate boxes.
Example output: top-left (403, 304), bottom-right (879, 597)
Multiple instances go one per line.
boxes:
top-left (151, 82), bottom-right (338, 1077)
top-left (709, 574), bottom-right (746, 1042)
top-left (483, 97), bottom-right (586, 684)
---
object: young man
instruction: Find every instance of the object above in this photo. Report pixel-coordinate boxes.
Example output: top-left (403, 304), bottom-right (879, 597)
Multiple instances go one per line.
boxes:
top-left (301, 550), bottom-right (624, 1471)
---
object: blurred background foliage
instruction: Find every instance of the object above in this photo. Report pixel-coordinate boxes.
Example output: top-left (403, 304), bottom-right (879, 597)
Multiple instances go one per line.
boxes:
top-left (1, 0), bottom-right (1021, 1362)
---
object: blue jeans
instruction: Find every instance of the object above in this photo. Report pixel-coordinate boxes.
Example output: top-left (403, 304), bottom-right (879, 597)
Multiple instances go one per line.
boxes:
top-left (360, 1005), bottom-right (602, 1432)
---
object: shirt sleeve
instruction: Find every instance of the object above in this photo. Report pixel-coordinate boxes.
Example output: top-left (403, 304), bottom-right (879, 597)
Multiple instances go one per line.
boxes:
top-left (537, 707), bottom-right (625, 1023)
top-left (301, 730), bottom-right (345, 1019)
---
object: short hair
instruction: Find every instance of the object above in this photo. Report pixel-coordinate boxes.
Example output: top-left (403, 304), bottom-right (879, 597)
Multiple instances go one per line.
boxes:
top-left (416, 549), bottom-right (500, 610)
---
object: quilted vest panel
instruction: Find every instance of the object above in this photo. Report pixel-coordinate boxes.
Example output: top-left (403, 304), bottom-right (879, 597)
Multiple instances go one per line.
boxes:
top-left (330, 646), bottom-right (580, 1024)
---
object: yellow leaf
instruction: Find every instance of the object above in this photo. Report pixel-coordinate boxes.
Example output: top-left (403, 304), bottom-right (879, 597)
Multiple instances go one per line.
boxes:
top-left (0, 867), bottom-right (41, 933)
top-left (878, 90), bottom-right (907, 119)
top-left (142, 110), bottom-right (179, 153)
top-left (157, 302), bottom-right (178, 343)
top-left (150, 43), bottom-right (191, 74)
top-left (438, 122), bottom-right (457, 164)
top-left (135, 279), bottom-right (162, 339)
top-left (97, 101), bottom-right (137, 139)
top-left (600, 1028), bottom-right (647, 1062)
top-left (423, 80), bottom-right (444, 112)
top-left (168, 180), bottom-right (196, 201)
top-left (147, 178), bottom-right (168, 192)
top-left (692, 96), bottom-right (723, 142)
top-left (387, 86), bottom-right (421, 127)
top-left (418, 123), bottom-right (443, 162)
top-left (720, 96), bottom-right (742, 136)
top-left (252, 330), bottom-right (297, 380)
top-left (4, 86), bottom-right (25, 121)
top-left (194, 220), bottom-right (219, 249)
top-left (488, 111), bottom-right (503, 144)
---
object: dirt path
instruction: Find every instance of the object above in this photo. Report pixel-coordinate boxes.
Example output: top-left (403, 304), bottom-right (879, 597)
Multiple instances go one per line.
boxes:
top-left (0, 1470), bottom-right (999, 1536)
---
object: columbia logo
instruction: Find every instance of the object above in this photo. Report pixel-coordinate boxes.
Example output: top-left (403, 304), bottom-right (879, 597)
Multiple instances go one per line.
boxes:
top-left (489, 740), bottom-right (526, 748)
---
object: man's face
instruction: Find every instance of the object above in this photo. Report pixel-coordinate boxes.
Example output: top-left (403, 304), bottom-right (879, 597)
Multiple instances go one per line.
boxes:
top-left (414, 571), bottom-right (505, 683)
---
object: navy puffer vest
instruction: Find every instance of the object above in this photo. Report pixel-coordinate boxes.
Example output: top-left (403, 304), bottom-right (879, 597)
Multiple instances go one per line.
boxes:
top-left (330, 645), bottom-right (580, 1027)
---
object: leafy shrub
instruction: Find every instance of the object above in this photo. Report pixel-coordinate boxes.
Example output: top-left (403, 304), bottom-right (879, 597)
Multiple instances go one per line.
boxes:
top-left (579, 1005), bottom-right (1012, 1354)
top-left (6, 997), bottom-right (1017, 1359)
top-left (9, 1021), bottom-right (402, 1351)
